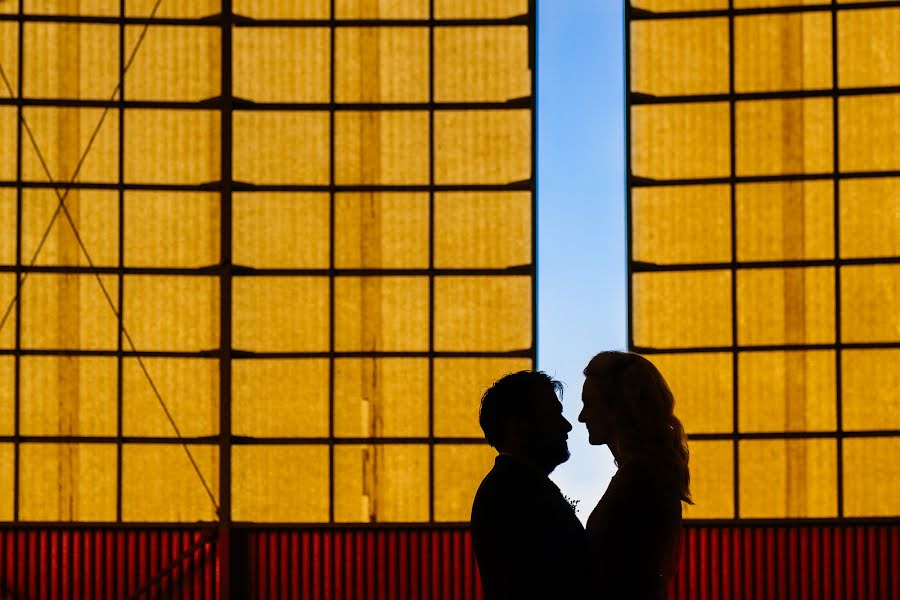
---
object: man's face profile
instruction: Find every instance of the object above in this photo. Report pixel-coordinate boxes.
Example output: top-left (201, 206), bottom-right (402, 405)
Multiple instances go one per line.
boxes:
top-left (523, 387), bottom-right (573, 473)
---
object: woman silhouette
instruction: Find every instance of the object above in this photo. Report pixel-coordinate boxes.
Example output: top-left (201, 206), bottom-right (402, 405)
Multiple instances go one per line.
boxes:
top-left (579, 351), bottom-right (692, 600)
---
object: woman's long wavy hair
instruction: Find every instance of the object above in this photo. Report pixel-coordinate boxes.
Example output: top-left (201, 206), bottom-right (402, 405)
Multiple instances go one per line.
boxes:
top-left (584, 351), bottom-right (693, 504)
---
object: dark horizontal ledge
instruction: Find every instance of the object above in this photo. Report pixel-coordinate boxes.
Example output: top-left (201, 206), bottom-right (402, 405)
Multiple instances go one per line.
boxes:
top-left (631, 342), bottom-right (900, 354)
top-left (630, 85), bottom-right (900, 105)
top-left (630, 1), bottom-right (900, 20)
top-left (0, 264), bottom-right (534, 276)
top-left (629, 170), bottom-right (900, 186)
top-left (0, 522), bottom-right (478, 530)
top-left (682, 517), bottom-right (900, 527)
top-left (0, 13), bottom-right (531, 27)
top-left (0, 349), bottom-right (534, 359)
top-left (687, 430), bottom-right (900, 441)
top-left (0, 97), bottom-right (533, 110)
top-left (0, 435), bottom-right (488, 445)
top-left (0, 180), bottom-right (534, 192)
top-left (632, 257), bottom-right (900, 272)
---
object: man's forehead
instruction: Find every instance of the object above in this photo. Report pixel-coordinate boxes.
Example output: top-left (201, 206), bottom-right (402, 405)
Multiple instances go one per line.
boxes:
top-left (535, 387), bottom-right (563, 412)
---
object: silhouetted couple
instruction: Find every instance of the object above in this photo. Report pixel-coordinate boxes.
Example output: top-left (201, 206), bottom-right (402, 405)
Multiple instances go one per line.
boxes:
top-left (471, 351), bottom-right (693, 600)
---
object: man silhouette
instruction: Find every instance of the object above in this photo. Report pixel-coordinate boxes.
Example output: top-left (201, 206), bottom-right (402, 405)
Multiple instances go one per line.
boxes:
top-left (471, 371), bottom-right (590, 599)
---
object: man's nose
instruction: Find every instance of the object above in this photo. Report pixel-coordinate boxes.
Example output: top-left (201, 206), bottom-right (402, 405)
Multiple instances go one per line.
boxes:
top-left (563, 416), bottom-right (573, 432)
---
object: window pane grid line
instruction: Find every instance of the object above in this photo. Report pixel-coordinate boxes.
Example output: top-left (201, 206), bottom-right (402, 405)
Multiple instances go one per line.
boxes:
top-left (630, 171), bottom-right (900, 187)
top-left (630, 1), bottom-right (900, 20)
top-left (633, 342), bottom-right (900, 354)
top-left (327, 0), bottom-right (336, 526)
top-left (428, 0), bottom-right (436, 525)
top-left (631, 85), bottom-right (900, 104)
top-left (0, 14), bottom-right (533, 27)
top-left (632, 257), bottom-right (900, 272)
top-left (115, 0), bottom-right (125, 524)
top-left (12, 0), bottom-right (23, 523)
top-left (728, 0), bottom-right (740, 521)
top-left (831, 0), bottom-right (845, 520)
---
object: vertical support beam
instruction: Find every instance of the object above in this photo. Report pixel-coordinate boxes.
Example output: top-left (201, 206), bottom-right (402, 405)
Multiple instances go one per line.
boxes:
top-left (427, 0), bottom-right (436, 525)
top-left (116, 0), bottom-right (126, 525)
top-left (830, 0), bottom-right (844, 521)
top-left (13, 0), bottom-right (23, 524)
top-left (728, 0), bottom-right (741, 521)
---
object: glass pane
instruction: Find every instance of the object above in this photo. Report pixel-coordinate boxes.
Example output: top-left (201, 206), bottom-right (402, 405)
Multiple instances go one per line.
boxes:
top-left (334, 358), bottom-right (429, 438)
top-left (335, 28), bottom-right (428, 103)
top-left (23, 107), bottom-right (119, 183)
top-left (735, 0), bottom-right (828, 5)
top-left (738, 351), bottom-right (836, 432)
top-left (632, 185), bottom-right (731, 264)
top-left (735, 98), bottom-right (833, 176)
top-left (631, 18), bottom-right (729, 96)
top-left (232, 445), bottom-right (330, 522)
top-left (233, 359), bottom-right (330, 437)
top-left (0, 107), bottom-right (14, 181)
top-left (842, 349), bottom-right (900, 431)
top-left (0, 444), bottom-right (11, 520)
top-left (632, 0), bottom-right (727, 9)
top-left (736, 181), bottom-right (834, 261)
top-left (125, 192), bottom-right (220, 268)
top-left (0, 190), bottom-right (12, 265)
top-left (334, 193), bottom-right (429, 269)
top-left (631, 103), bottom-right (730, 180)
top-left (233, 0), bottom-right (329, 19)
top-left (233, 111), bottom-right (329, 185)
top-left (0, 23), bottom-right (16, 92)
top-left (337, 0), bottom-right (429, 19)
top-left (434, 276), bottom-right (531, 352)
top-left (122, 444), bottom-right (219, 521)
top-left (234, 28), bottom-right (329, 103)
top-left (0, 275), bottom-right (13, 348)
top-left (124, 275), bottom-right (219, 352)
top-left (125, 0), bottom-right (219, 17)
top-left (125, 26), bottom-right (220, 101)
top-left (739, 439), bottom-right (837, 518)
top-left (839, 95), bottom-right (900, 172)
top-left (20, 356), bottom-right (117, 436)
top-left (232, 276), bottom-right (329, 352)
top-left (125, 110), bottom-right (219, 184)
top-left (123, 358), bottom-right (218, 437)
top-left (334, 444), bottom-right (429, 522)
top-left (334, 276), bottom-right (429, 352)
top-left (434, 0), bottom-right (527, 18)
top-left (434, 192), bottom-right (531, 269)
top-left (682, 440), bottom-right (733, 519)
top-left (434, 444), bottom-right (495, 522)
top-left (648, 353), bottom-right (732, 435)
top-left (838, 8), bottom-right (900, 88)
top-left (24, 23), bottom-right (118, 100)
top-left (841, 265), bottom-right (899, 343)
top-left (843, 437), bottom-right (900, 517)
top-left (734, 12), bottom-right (832, 92)
top-left (233, 193), bottom-right (330, 269)
top-left (25, 0), bottom-right (119, 15)
top-left (632, 271), bottom-right (732, 349)
top-left (433, 358), bottom-right (532, 438)
top-left (434, 26), bottom-right (530, 102)
top-left (19, 443), bottom-right (117, 521)
top-left (435, 110), bottom-right (530, 185)
top-left (335, 111), bottom-right (429, 185)
top-left (840, 178), bottom-right (900, 259)
top-left (0, 358), bottom-right (12, 436)
top-left (736, 267), bottom-right (835, 346)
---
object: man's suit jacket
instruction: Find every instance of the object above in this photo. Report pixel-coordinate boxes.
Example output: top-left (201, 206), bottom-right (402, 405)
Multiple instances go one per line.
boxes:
top-left (471, 454), bottom-right (590, 600)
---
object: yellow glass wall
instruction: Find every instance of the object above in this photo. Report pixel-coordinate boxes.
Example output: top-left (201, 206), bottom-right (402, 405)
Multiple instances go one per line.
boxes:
top-left (629, 2), bottom-right (899, 519)
top-left (0, 0), bottom-right (533, 523)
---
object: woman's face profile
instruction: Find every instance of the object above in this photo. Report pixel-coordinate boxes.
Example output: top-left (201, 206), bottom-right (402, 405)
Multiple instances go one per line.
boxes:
top-left (578, 376), bottom-right (615, 447)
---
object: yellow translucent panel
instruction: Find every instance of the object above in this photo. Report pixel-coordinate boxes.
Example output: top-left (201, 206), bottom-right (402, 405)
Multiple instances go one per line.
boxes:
top-left (434, 276), bottom-right (531, 352)
top-left (735, 0), bottom-right (827, 5)
top-left (125, 26), bottom-right (220, 101)
top-left (336, 111), bottom-right (429, 185)
top-left (25, 0), bottom-right (118, 14)
top-left (335, 28), bottom-right (428, 103)
top-left (434, 192), bottom-right (531, 269)
top-left (334, 276), bottom-right (429, 351)
top-left (23, 107), bottom-right (118, 183)
top-left (22, 189), bottom-right (119, 266)
top-left (631, 103), bottom-right (730, 180)
top-left (125, 192), bottom-right (219, 268)
top-left (632, 271), bottom-right (732, 348)
top-left (736, 181), bottom-right (834, 261)
top-left (839, 95), bottom-right (900, 172)
top-left (738, 351), bottom-right (835, 432)
top-left (125, 0), bottom-right (219, 17)
top-left (125, 110), bottom-right (219, 184)
top-left (334, 444), bottom-right (429, 522)
top-left (0, 358), bottom-right (12, 435)
top-left (234, 28), bottom-right (329, 103)
top-left (842, 349), bottom-right (900, 430)
top-left (632, 0), bottom-right (727, 9)
top-left (434, 444), bottom-right (495, 522)
top-left (335, 193), bottom-right (429, 269)
top-left (838, 8), bottom-right (900, 87)
top-left (435, 110), bottom-right (530, 185)
top-left (233, 0), bottom-right (329, 19)
top-left (647, 353), bottom-right (732, 435)
top-left (840, 179), bottom-right (900, 259)
top-left (434, 0), bottom-right (527, 18)
top-left (739, 439), bottom-right (836, 518)
top-left (631, 18), bottom-right (728, 96)
top-left (334, 358), bottom-right (429, 437)
top-left (434, 358), bottom-right (532, 437)
top-left (21, 274), bottom-right (119, 350)
top-left (736, 268), bottom-right (835, 345)
top-left (24, 23), bottom-right (117, 100)
top-left (123, 358), bottom-right (218, 437)
top-left (0, 275), bottom-right (14, 348)
top-left (19, 443), bottom-right (117, 521)
top-left (233, 193), bottom-right (329, 269)
top-left (0, 22), bottom-right (16, 94)
top-left (632, 185), bottom-right (731, 264)
top-left (233, 359), bottom-right (329, 437)
top-left (734, 13), bottom-right (832, 92)
top-left (123, 276), bottom-right (219, 351)
top-left (736, 99), bottom-right (833, 176)
top-left (0, 107), bottom-right (14, 181)
top-left (0, 190), bottom-right (12, 264)
top-left (844, 438), bottom-right (900, 517)
top-left (122, 444), bottom-right (218, 521)
top-left (337, 0), bottom-right (429, 19)
top-left (682, 440), bottom-right (733, 519)
top-left (435, 26), bottom-right (530, 102)
top-left (841, 265), bottom-right (900, 343)
top-left (233, 111), bottom-right (329, 185)
top-left (232, 276), bottom-right (329, 352)
top-left (233, 445), bottom-right (330, 522)
top-left (0, 444), bottom-right (11, 520)
top-left (20, 356), bottom-right (117, 435)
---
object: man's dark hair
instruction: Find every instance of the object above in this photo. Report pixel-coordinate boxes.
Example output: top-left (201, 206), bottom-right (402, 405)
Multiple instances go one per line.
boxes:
top-left (478, 370), bottom-right (564, 449)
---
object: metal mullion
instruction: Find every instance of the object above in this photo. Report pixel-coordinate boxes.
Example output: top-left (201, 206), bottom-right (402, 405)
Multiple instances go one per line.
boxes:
top-left (0, 264), bottom-right (540, 276)
top-left (5, 180), bottom-right (537, 192)
top-left (831, 0), bottom-right (844, 520)
top-left (728, 0), bottom-right (740, 521)
top-left (116, 0), bottom-right (125, 524)
top-left (528, 0), bottom-right (537, 371)
top-left (629, 84), bottom-right (900, 105)
top-left (12, 0), bottom-right (23, 524)
top-left (625, 0), bottom-right (634, 353)
top-left (0, 97), bottom-right (534, 110)
top-left (232, 16), bottom-right (532, 28)
top-left (629, 0), bottom-right (900, 20)
top-left (633, 341), bottom-right (900, 354)
top-left (632, 256), bottom-right (900, 272)
top-left (629, 169), bottom-right (900, 187)
top-left (428, 0), bottom-right (435, 525)
top-left (687, 430), bottom-right (900, 442)
top-left (328, 0), bottom-right (336, 526)
top-left (0, 348), bottom-right (540, 358)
